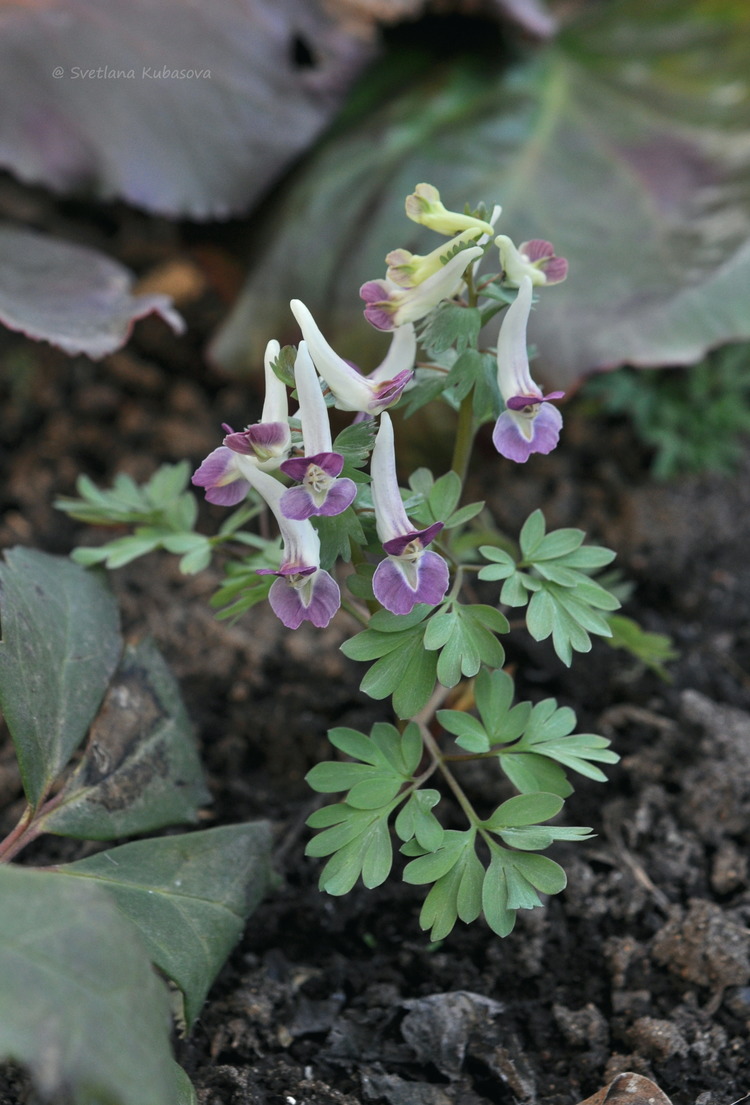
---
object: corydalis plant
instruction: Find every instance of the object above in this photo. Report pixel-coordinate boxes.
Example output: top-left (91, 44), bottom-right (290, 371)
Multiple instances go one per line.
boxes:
top-left (60, 182), bottom-right (626, 940)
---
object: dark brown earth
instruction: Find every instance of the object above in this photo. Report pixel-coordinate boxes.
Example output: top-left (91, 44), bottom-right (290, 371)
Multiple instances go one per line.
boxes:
top-left (1, 186), bottom-right (750, 1105)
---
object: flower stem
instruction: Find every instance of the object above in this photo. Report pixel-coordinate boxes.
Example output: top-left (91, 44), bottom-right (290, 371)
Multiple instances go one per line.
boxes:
top-left (450, 389), bottom-right (477, 488)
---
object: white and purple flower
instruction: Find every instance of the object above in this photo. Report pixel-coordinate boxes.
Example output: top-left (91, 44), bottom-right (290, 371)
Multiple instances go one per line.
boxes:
top-left (247, 464), bottom-right (341, 629)
top-left (192, 339), bottom-right (292, 504)
top-left (492, 275), bottom-right (564, 464)
top-left (385, 228), bottom-right (485, 288)
top-left (290, 299), bottom-right (414, 415)
top-left (192, 441), bottom-right (251, 506)
top-left (370, 412), bottom-right (450, 615)
top-left (220, 339), bottom-right (291, 468)
top-left (405, 183), bottom-right (495, 237)
top-left (360, 244), bottom-right (484, 332)
top-left (495, 235), bottom-right (568, 288)
top-left (280, 343), bottom-right (357, 520)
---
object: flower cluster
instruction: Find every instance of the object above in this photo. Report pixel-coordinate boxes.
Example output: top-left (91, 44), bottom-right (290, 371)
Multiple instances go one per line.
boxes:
top-left (193, 300), bottom-right (446, 628)
top-left (193, 183), bottom-right (568, 629)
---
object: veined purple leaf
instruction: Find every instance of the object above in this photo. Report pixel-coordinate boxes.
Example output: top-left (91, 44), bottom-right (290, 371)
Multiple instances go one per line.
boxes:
top-left (211, 0), bottom-right (750, 387)
top-left (0, 225), bottom-right (184, 357)
top-left (0, 0), bottom-right (373, 217)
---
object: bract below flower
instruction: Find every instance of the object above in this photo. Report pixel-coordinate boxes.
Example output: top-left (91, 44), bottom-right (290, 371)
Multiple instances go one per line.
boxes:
top-left (360, 245), bottom-right (484, 332)
top-left (370, 412), bottom-right (449, 615)
top-left (238, 461), bottom-right (340, 629)
top-left (385, 228), bottom-right (484, 288)
top-left (495, 235), bottom-right (568, 287)
top-left (279, 343), bottom-right (356, 520)
top-left (493, 274), bottom-right (564, 463)
top-left (405, 183), bottom-right (495, 237)
top-left (290, 299), bottom-right (413, 414)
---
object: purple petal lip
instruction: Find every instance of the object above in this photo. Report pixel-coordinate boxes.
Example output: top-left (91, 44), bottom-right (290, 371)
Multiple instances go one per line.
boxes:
top-left (506, 393), bottom-right (543, 411)
top-left (268, 570), bottom-right (341, 629)
top-left (369, 367), bottom-right (413, 409)
top-left (203, 482), bottom-right (249, 506)
top-left (541, 257), bottom-right (568, 284)
top-left (383, 521), bottom-right (444, 556)
top-left (364, 305), bottom-right (397, 332)
top-left (315, 479), bottom-right (357, 516)
top-left (192, 445), bottom-right (233, 486)
top-left (520, 239), bottom-right (554, 262)
top-left (505, 391), bottom-right (564, 410)
top-left (492, 404), bottom-right (563, 463)
top-left (373, 550), bottom-right (450, 615)
top-left (224, 421), bottom-right (289, 454)
top-left (280, 451), bottom-right (344, 481)
top-left (256, 563), bottom-right (317, 578)
top-left (279, 478), bottom-right (356, 520)
top-left (360, 279), bottom-right (392, 305)
top-left (192, 446), bottom-right (249, 505)
top-left (360, 280), bottom-right (397, 332)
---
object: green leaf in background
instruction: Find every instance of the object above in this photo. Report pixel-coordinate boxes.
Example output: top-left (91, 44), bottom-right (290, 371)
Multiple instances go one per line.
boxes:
top-left (212, 0), bottom-right (750, 387)
top-left (604, 613), bottom-right (679, 679)
top-left (0, 548), bottom-right (121, 809)
top-left (56, 462), bottom-right (194, 526)
top-left (0, 865), bottom-right (181, 1105)
top-left (37, 637), bottom-right (211, 840)
top-left (55, 822), bottom-right (274, 1028)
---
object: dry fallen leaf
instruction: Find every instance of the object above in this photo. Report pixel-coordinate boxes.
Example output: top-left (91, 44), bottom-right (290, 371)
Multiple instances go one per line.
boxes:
top-left (577, 1072), bottom-right (673, 1105)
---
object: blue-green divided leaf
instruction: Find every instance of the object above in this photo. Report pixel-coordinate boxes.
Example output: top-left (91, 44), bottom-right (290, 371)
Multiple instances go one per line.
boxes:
top-left (357, 625), bottom-right (438, 719)
top-left (499, 750), bottom-right (572, 797)
top-left (474, 668), bottom-right (531, 746)
top-left (38, 637), bottom-right (210, 840)
top-left (391, 642), bottom-right (439, 719)
top-left (395, 789), bottom-right (444, 851)
top-left (0, 865), bottom-right (178, 1105)
top-left (482, 854), bottom-right (516, 938)
top-left (307, 806), bottom-right (394, 894)
top-left (314, 507), bottom-right (366, 569)
top-left (410, 831), bottom-right (479, 941)
top-left (306, 760), bottom-right (379, 793)
top-left (0, 548), bottom-right (121, 809)
top-left (308, 722), bottom-right (422, 802)
top-left (519, 510), bottom-right (546, 559)
top-left (478, 546), bottom-right (516, 581)
top-left (483, 792), bottom-right (564, 829)
top-left (437, 709), bottom-right (490, 754)
top-left (403, 829), bottom-right (474, 887)
top-left (55, 822), bottom-right (274, 1029)
top-left (347, 775), bottom-right (405, 809)
top-left (510, 851), bottom-right (567, 898)
top-left (424, 605), bottom-right (506, 689)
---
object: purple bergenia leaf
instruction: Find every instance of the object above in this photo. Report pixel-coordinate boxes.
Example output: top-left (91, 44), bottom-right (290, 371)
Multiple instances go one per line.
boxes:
top-left (0, 226), bottom-right (183, 358)
top-left (211, 0), bottom-right (750, 386)
top-left (0, 0), bottom-right (373, 217)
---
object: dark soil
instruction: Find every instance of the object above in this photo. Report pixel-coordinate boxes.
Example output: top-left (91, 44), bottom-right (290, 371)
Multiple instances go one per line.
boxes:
top-left (1, 186), bottom-right (750, 1105)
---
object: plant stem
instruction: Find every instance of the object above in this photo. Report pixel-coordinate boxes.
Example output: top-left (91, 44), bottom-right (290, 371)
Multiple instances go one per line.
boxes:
top-left (339, 598), bottom-right (370, 627)
top-left (417, 718), bottom-right (483, 829)
top-left (450, 390), bottom-right (476, 488)
top-left (0, 804), bottom-right (38, 863)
